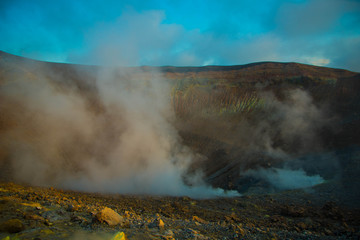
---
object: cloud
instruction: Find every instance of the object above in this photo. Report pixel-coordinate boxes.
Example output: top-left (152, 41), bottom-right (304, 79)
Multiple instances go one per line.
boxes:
top-left (272, 0), bottom-right (360, 70)
top-left (276, 0), bottom-right (350, 36)
top-left (301, 57), bottom-right (330, 66)
top-left (327, 36), bottom-right (360, 71)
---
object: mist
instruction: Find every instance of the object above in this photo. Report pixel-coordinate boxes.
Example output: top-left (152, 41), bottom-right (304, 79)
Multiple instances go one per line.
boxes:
top-left (0, 61), bottom-right (239, 198)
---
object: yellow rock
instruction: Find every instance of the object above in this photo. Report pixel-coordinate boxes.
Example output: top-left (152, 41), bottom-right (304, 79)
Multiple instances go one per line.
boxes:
top-left (20, 202), bottom-right (42, 208)
top-left (40, 229), bottom-right (54, 235)
top-left (158, 219), bottom-right (165, 228)
top-left (110, 232), bottom-right (126, 240)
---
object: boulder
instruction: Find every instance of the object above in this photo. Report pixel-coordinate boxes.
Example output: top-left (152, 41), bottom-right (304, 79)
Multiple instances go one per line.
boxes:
top-left (96, 207), bottom-right (124, 226)
top-left (0, 219), bottom-right (25, 233)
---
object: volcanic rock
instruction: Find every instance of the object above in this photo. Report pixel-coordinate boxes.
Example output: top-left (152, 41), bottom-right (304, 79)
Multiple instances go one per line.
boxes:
top-left (184, 228), bottom-right (209, 239)
top-left (164, 229), bottom-right (174, 236)
top-left (42, 210), bottom-right (69, 222)
top-left (280, 205), bottom-right (306, 217)
top-left (24, 213), bottom-right (45, 222)
top-left (322, 201), bottom-right (344, 220)
top-left (70, 214), bottom-right (88, 224)
top-left (96, 207), bottom-right (124, 226)
top-left (149, 217), bottom-right (165, 229)
top-left (192, 215), bottom-right (207, 224)
top-left (0, 219), bottom-right (25, 233)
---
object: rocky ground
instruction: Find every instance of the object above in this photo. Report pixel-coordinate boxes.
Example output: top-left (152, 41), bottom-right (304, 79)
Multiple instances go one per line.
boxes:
top-left (0, 181), bottom-right (359, 240)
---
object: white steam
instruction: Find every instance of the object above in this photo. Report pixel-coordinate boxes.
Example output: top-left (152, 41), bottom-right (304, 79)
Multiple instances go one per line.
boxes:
top-left (244, 167), bottom-right (324, 190)
top-left (228, 88), bottom-right (332, 192)
top-left (0, 62), bottom-right (238, 198)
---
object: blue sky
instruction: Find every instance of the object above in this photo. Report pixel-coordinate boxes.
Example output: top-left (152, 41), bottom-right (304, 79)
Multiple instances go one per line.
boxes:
top-left (1, 0), bottom-right (359, 71)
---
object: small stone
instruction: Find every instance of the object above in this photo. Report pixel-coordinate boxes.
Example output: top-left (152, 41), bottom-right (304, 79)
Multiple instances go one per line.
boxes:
top-left (24, 213), bottom-right (45, 222)
top-left (280, 205), bottom-right (306, 217)
top-left (324, 228), bottom-right (333, 235)
top-left (42, 210), bottom-right (68, 222)
top-left (96, 207), bottom-right (124, 226)
top-left (220, 221), bottom-right (227, 227)
top-left (40, 229), bottom-right (54, 235)
top-left (192, 216), bottom-right (207, 224)
top-left (158, 219), bottom-right (165, 228)
top-left (164, 229), bottom-right (174, 236)
top-left (0, 219), bottom-right (25, 233)
top-left (149, 217), bottom-right (165, 229)
top-left (238, 227), bottom-right (245, 236)
top-left (44, 220), bottom-right (53, 226)
top-left (297, 222), bottom-right (306, 230)
top-left (184, 228), bottom-right (209, 240)
top-left (67, 204), bottom-right (78, 212)
top-left (124, 210), bottom-right (131, 218)
top-left (71, 215), bottom-right (87, 223)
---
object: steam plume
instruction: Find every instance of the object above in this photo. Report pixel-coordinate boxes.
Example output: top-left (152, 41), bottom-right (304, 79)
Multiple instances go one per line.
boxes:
top-left (233, 89), bottom-right (335, 191)
top-left (0, 62), bottom-right (237, 198)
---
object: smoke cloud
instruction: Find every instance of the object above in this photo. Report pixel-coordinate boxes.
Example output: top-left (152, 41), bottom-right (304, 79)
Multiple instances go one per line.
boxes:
top-left (0, 62), bottom-right (238, 198)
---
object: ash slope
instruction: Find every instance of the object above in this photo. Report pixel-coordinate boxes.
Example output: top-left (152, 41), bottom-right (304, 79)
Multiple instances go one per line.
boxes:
top-left (0, 51), bottom-right (360, 204)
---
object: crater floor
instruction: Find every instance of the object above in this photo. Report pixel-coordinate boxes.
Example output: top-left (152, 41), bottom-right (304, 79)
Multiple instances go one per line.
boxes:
top-left (0, 181), bottom-right (359, 239)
